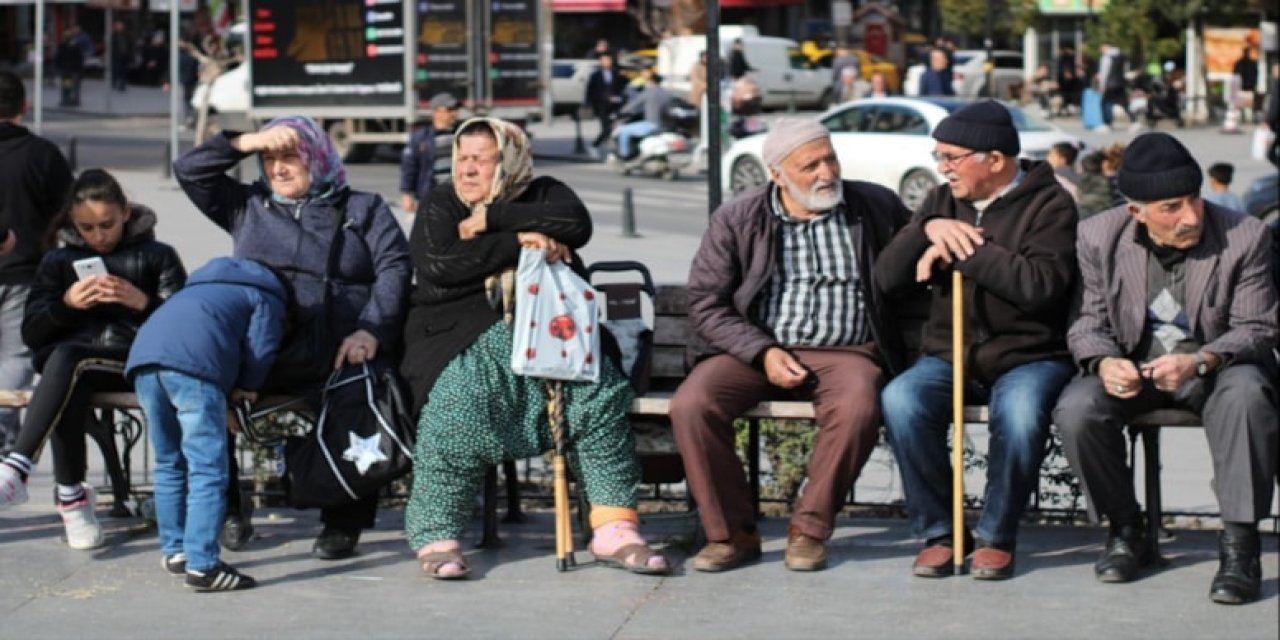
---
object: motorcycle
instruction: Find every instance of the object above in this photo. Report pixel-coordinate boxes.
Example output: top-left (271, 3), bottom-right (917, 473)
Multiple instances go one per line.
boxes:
top-left (606, 98), bottom-right (699, 180)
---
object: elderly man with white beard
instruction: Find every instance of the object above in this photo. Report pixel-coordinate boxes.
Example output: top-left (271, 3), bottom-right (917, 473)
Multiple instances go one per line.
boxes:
top-left (671, 118), bottom-right (916, 573)
top-left (873, 100), bottom-right (1078, 580)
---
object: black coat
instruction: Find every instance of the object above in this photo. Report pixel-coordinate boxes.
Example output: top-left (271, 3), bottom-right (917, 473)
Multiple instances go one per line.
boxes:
top-left (0, 122), bottom-right (74, 284)
top-left (23, 205), bottom-right (187, 372)
top-left (585, 67), bottom-right (627, 116)
top-left (399, 176), bottom-right (592, 411)
top-left (874, 161), bottom-right (1078, 384)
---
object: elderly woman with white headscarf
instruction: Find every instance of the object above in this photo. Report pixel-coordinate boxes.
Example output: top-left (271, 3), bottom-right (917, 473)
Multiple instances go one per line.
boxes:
top-left (400, 117), bottom-right (669, 579)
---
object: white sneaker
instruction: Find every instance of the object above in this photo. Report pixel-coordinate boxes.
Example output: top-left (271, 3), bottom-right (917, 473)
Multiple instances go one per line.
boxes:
top-left (0, 464), bottom-right (27, 509)
top-left (1091, 124), bottom-right (1112, 133)
top-left (58, 484), bottom-right (104, 550)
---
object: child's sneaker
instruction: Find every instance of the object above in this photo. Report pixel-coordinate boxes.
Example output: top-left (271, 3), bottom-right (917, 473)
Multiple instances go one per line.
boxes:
top-left (0, 463), bottom-right (27, 510)
top-left (185, 562), bottom-right (257, 592)
top-left (162, 553), bottom-right (187, 575)
top-left (57, 484), bottom-right (104, 550)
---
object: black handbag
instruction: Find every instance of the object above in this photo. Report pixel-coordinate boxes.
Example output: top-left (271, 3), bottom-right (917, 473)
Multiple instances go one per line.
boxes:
top-left (267, 205), bottom-right (346, 389)
top-left (284, 362), bottom-right (417, 508)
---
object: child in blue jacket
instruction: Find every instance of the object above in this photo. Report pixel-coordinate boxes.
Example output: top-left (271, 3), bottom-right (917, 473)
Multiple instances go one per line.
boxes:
top-left (126, 257), bottom-right (291, 592)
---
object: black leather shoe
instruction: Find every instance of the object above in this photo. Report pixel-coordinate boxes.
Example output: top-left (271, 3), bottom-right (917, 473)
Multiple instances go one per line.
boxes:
top-left (313, 527), bottom-right (361, 560)
top-left (1094, 523), bottom-right (1152, 583)
top-left (219, 510), bottom-right (255, 551)
top-left (1209, 530), bottom-right (1261, 605)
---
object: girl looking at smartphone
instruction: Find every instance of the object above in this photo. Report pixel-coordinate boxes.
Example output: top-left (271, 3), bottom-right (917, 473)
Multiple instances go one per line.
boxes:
top-left (0, 169), bottom-right (185, 550)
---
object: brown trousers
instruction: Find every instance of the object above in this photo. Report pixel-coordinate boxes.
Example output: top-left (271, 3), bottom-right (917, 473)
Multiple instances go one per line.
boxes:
top-left (671, 345), bottom-right (885, 542)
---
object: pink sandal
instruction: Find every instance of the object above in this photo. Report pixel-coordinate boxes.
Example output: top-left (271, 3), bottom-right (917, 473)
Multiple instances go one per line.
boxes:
top-left (418, 548), bottom-right (470, 580)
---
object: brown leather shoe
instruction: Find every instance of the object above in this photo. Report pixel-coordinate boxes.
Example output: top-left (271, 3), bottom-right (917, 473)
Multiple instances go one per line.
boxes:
top-left (912, 544), bottom-right (957, 578)
top-left (692, 531), bottom-right (762, 573)
top-left (784, 526), bottom-right (828, 571)
top-left (971, 546), bottom-right (1015, 580)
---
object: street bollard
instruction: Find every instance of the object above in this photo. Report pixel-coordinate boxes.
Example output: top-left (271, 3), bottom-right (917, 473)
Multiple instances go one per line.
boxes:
top-left (66, 137), bottom-right (77, 172)
top-left (162, 142), bottom-right (172, 179)
top-left (621, 187), bottom-right (638, 238)
top-left (572, 111), bottom-right (586, 155)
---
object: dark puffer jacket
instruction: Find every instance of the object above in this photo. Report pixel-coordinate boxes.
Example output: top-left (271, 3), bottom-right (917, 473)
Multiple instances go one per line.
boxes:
top-left (22, 205), bottom-right (187, 371)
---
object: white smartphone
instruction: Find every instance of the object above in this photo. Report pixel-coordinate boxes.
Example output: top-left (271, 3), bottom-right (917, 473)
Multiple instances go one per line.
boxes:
top-left (72, 256), bottom-right (108, 281)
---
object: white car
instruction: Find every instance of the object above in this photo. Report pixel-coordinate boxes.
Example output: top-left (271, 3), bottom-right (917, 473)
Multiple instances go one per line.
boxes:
top-left (904, 50), bottom-right (1025, 99)
top-left (550, 58), bottom-right (598, 117)
top-left (721, 97), bottom-right (1082, 211)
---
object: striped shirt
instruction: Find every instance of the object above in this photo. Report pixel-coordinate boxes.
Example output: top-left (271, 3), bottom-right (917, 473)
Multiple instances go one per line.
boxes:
top-left (757, 184), bottom-right (868, 347)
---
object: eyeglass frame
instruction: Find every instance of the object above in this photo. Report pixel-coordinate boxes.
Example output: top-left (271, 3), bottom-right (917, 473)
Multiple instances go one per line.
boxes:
top-left (931, 150), bottom-right (987, 168)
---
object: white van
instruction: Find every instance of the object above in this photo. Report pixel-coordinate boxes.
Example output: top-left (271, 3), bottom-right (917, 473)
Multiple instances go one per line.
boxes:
top-left (657, 31), bottom-right (832, 110)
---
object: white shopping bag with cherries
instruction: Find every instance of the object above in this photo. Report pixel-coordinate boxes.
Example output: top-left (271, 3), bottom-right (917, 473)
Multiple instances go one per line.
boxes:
top-left (510, 248), bottom-right (601, 382)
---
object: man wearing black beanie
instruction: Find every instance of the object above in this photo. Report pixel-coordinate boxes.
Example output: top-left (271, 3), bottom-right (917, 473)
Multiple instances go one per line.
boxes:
top-left (874, 100), bottom-right (1078, 580)
top-left (1053, 132), bottom-right (1278, 604)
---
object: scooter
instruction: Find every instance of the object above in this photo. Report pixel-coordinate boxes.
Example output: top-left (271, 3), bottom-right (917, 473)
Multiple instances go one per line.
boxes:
top-left (606, 99), bottom-right (699, 180)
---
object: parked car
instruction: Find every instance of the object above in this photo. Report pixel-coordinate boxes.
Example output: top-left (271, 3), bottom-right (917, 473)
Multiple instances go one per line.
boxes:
top-left (550, 58), bottom-right (597, 117)
top-left (1243, 172), bottom-right (1279, 224)
top-left (721, 97), bottom-right (1081, 211)
top-left (904, 50), bottom-right (1024, 99)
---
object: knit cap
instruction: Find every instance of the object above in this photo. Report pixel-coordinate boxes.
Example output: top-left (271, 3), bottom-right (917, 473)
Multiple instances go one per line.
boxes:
top-left (1116, 132), bottom-right (1202, 201)
top-left (761, 118), bottom-right (831, 168)
top-left (931, 100), bottom-right (1020, 156)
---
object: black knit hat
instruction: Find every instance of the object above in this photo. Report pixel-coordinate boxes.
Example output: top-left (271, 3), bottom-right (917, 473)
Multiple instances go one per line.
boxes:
top-left (931, 100), bottom-right (1020, 156)
top-left (1116, 132), bottom-right (1202, 201)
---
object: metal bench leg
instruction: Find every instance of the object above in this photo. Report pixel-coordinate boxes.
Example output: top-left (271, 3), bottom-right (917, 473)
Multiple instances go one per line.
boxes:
top-left (748, 418), bottom-right (760, 520)
top-left (1141, 426), bottom-right (1164, 558)
top-left (478, 466), bottom-right (501, 548)
top-left (85, 411), bottom-right (131, 517)
top-left (502, 459), bottom-right (526, 523)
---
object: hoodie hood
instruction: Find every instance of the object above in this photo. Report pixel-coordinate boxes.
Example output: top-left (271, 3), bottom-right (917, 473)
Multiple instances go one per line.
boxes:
top-left (57, 203), bottom-right (158, 249)
top-left (185, 256), bottom-right (288, 304)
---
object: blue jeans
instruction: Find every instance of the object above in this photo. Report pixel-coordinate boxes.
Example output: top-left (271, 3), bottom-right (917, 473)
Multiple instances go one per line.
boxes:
top-left (882, 356), bottom-right (1074, 546)
top-left (135, 368), bottom-right (229, 572)
top-left (617, 121), bottom-right (659, 159)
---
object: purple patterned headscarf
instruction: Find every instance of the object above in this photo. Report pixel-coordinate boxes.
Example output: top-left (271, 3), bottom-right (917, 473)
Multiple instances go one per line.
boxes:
top-left (258, 115), bottom-right (348, 200)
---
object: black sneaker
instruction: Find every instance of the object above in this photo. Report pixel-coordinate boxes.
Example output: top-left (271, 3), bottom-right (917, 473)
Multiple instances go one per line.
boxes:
top-left (162, 553), bottom-right (187, 575)
top-left (185, 562), bottom-right (257, 591)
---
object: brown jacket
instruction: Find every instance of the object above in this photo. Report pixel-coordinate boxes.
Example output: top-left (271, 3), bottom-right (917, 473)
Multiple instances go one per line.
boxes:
top-left (687, 181), bottom-right (915, 375)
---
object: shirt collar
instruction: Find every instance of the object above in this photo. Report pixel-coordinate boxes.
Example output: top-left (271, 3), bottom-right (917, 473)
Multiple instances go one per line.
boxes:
top-left (972, 167), bottom-right (1026, 212)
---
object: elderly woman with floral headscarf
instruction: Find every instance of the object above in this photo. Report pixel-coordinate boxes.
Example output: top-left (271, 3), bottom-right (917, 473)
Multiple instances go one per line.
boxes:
top-left (399, 117), bottom-right (669, 579)
top-left (174, 115), bottom-right (411, 560)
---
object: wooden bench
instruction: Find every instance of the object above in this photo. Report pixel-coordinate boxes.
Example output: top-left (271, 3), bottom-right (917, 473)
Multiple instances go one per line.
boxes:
top-left (0, 390), bottom-right (305, 518)
top-left (631, 284), bottom-right (1206, 555)
top-left (0, 391), bottom-right (147, 517)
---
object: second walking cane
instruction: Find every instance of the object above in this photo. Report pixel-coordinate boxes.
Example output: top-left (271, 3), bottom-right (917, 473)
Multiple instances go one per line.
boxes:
top-left (951, 269), bottom-right (966, 573)
top-left (546, 381), bottom-right (576, 571)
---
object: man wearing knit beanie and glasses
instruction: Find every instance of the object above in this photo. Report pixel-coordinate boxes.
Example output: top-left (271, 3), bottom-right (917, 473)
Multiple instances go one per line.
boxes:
top-left (1053, 132), bottom-right (1277, 604)
top-left (672, 118), bottom-right (916, 573)
top-left (874, 100), bottom-right (1078, 580)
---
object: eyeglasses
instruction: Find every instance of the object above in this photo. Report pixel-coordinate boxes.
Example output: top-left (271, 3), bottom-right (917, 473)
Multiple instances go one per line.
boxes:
top-left (931, 150), bottom-right (983, 168)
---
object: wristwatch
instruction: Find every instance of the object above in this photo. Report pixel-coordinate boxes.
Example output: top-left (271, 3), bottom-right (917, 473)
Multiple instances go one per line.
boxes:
top-left (1194, 352), bottom-right (1211, 377)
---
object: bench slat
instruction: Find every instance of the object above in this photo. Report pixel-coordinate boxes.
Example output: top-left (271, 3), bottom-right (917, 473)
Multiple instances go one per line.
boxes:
top-left (654, 285), bottom-right (688, 315)
top-left (629, 393), bottom-right (1201, 427)
top-left (653, 315), bottom-right (693, 347)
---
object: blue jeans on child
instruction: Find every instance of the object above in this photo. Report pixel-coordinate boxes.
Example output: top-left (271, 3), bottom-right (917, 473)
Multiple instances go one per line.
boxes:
top-left (134, 368), bottom-right (229, 571)
top-left (881, 355), bottom-right (1074, 546)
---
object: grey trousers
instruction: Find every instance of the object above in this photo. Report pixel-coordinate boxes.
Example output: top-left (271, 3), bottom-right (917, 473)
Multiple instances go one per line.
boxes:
top-left (1053, 363), bottom-right (1279, 524)
top-left (0, 284), bottom-right (34, 448)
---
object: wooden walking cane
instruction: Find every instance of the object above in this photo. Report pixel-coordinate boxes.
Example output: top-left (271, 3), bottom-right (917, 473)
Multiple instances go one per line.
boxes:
top-left (951, 269), bottom-right (966, 574)
top-left (546, 380), bottom-right (576, 571)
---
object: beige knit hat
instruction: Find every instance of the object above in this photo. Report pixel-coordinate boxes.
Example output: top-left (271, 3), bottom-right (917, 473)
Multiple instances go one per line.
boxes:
top-left (761, 118), bottom-right (830, 168)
